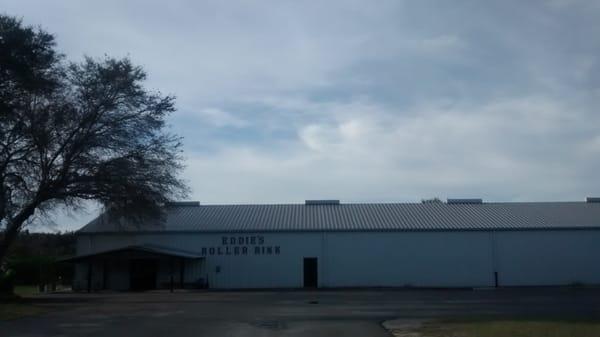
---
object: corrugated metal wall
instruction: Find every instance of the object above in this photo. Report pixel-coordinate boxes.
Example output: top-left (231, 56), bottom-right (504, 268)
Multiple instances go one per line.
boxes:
top-left (74, 230), bottom-right (600, 289)
top-left (495, 230), bottom-right (600, 286)
top-left (324, 231), bottom-right (494, 287)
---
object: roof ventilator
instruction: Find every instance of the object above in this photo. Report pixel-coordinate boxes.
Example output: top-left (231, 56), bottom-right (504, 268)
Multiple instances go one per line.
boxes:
top-left (165, 201), bottom-right (201, 207)
top-left (305, 200), bottom-right (340, 205)
top-left (447, 198), bottom-right (483, 205)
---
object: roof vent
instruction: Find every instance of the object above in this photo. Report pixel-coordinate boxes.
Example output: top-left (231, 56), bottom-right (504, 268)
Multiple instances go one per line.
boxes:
top-left (586, 197), bottom-right (600, 203)
top-left (165, 201), bottom-right (200, 207)
top-left (447, 198), bottom-right (483, 205)
top-left (305, 200), bottom-right (340, 205)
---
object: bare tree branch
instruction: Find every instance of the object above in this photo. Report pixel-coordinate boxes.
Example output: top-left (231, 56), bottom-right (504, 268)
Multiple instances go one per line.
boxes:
top-left (0, 15), bottom-right (188, 264)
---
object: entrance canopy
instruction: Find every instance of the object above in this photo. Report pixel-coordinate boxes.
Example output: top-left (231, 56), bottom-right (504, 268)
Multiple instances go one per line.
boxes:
top-left (61, 243), bottom-right (204, 262)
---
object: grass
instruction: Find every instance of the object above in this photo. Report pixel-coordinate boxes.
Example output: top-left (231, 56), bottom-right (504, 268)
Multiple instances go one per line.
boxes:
top-left (0, 286), bottom-right (45, 320)
top-left (13, 285), bottom-right (39, 297)
top-left (0, 302), bottom-right (45, 320)
top-left (416, 318), bottom-right (600, 337)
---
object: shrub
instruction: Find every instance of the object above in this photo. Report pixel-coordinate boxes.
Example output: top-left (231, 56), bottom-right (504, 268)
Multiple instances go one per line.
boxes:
top-left (0, 269), bottom-right (15, 294)
top-left (6, 256), bottom-right (73, 286)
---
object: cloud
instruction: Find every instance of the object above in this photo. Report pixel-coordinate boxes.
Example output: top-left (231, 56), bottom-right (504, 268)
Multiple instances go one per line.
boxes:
top-left (2, 0), bottom-right (600, 231)
top-left (196, 108), bottom-right (249, 128)
top-left (184, 95), bottom-right (600, 204)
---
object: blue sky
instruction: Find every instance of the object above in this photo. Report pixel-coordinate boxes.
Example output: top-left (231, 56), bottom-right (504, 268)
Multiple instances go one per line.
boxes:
top-left (2, 0), bottom-right (600, 231)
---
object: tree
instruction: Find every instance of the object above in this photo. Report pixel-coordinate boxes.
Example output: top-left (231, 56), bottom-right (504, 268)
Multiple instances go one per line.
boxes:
top-left (421, 197), bottom-right (442, 204)
top-left (0, 15), bottom-right (188, 265)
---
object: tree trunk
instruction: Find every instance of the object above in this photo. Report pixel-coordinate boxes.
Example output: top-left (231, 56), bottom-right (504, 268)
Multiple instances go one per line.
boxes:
top-left (0, 204), bottom-right (37, 266)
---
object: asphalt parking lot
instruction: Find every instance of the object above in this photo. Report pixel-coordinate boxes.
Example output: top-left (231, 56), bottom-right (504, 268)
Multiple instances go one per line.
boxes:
top-left (2, 288), bottom-right (600, 337)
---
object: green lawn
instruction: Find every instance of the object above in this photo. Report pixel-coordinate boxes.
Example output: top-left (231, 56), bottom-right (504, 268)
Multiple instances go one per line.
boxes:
top-left (0, 286), bottom-right (45, 320)
top-left (0, 302), bottom-right (45, 320)
top-left (13, 285), bottom-right (40, 297)
top-left (416, 318), bottom-right (600, 337)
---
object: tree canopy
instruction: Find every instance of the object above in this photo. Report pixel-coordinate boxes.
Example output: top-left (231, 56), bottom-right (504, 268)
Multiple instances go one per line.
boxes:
top-left (0, 15), bottom-right (188, 264)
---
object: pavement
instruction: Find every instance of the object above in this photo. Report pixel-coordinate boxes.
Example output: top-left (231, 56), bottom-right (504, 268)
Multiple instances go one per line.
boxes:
top-left (2, 288), bottom-right (600, 337)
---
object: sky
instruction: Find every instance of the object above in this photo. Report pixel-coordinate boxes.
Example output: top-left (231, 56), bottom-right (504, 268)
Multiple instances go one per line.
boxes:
top-left (2, 0), bottom-right (600, 231)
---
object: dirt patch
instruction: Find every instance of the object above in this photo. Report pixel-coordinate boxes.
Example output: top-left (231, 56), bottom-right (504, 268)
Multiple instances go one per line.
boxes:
top-left (382, 318), bottom-right (426, 337)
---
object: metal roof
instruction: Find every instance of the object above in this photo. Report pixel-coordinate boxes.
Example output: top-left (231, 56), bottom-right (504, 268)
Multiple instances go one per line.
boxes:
top-left (60, 244), bottom-right (204, 262)
top-left (78, 201), bottom-right (600, 233)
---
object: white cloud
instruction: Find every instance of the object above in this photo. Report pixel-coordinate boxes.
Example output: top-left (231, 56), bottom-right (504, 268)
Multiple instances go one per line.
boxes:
top-left (196, 108), bottom-right (249, 128)
top-left (184, 95), bottom-right (600, 204)
top-left (3, 0), bottom-right (600, 230)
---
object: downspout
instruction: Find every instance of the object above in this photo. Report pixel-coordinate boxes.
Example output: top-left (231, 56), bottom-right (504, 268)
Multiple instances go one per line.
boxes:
top-left (489, 231), bottom-right (499, 288)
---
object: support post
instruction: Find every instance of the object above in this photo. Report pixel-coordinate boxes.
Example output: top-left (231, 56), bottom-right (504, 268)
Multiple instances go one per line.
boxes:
top-left (103, 260), bottom-right (108, 290)
top-left (87, 261), bottom-right (92, 293)
top-left (169, 257), bottom-right (174, 293)
top-left (180, 258), bottom-right (185, 289)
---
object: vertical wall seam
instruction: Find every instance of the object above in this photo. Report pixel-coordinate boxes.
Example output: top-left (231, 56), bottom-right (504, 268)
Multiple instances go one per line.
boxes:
top-left (320, 231), bottom-right (325, 287)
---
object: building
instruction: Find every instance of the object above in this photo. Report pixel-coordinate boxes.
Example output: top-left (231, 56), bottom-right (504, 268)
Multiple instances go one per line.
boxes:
top-left (69, 198), bottom-right (600, 291)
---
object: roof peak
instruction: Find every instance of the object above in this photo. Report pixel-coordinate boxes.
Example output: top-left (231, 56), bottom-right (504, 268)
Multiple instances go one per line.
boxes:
top-left (166, 200), bottom-right (597, 207)
top-left (79, 200), bottom-right (600, 234)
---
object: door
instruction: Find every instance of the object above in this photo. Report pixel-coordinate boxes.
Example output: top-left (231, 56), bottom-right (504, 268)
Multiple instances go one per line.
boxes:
top-left (303, 257), bottom-right (318, 288)
top-left (130, 259), bottom-right (158, 291)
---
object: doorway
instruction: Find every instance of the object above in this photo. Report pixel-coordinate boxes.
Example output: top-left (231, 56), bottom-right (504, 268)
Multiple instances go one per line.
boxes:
top-left (130, 259), bottom-right (158, 291)
top-left (303, 257), bottom-right (318, 288)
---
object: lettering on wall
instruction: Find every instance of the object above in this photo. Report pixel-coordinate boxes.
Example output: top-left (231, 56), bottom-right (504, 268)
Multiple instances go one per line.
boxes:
top-left (199, 236), bottom-right (281, 256)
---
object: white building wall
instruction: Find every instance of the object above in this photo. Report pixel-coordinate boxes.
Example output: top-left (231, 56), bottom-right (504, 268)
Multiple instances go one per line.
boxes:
top-left (76, 234), bottom-right (136, 254)
top-left (323, 231), bottom-right (494, 287)
top-left (136, 232), bottom-right (322, 288)
top-left (494, 230), bottom-right (600, 286)
top-left (75, 232), bottom-right (324, 289)
top-left (75, 229), bottom-right (600, 289)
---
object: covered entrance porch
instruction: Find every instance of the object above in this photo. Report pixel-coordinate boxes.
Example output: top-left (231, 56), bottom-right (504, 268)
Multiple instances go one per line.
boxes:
top-left (63, 244), bottom-right (205, 292)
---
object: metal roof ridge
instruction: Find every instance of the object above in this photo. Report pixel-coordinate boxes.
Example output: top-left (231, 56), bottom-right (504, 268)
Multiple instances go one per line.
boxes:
top-left (176, 201), bottom-right (596, 207)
